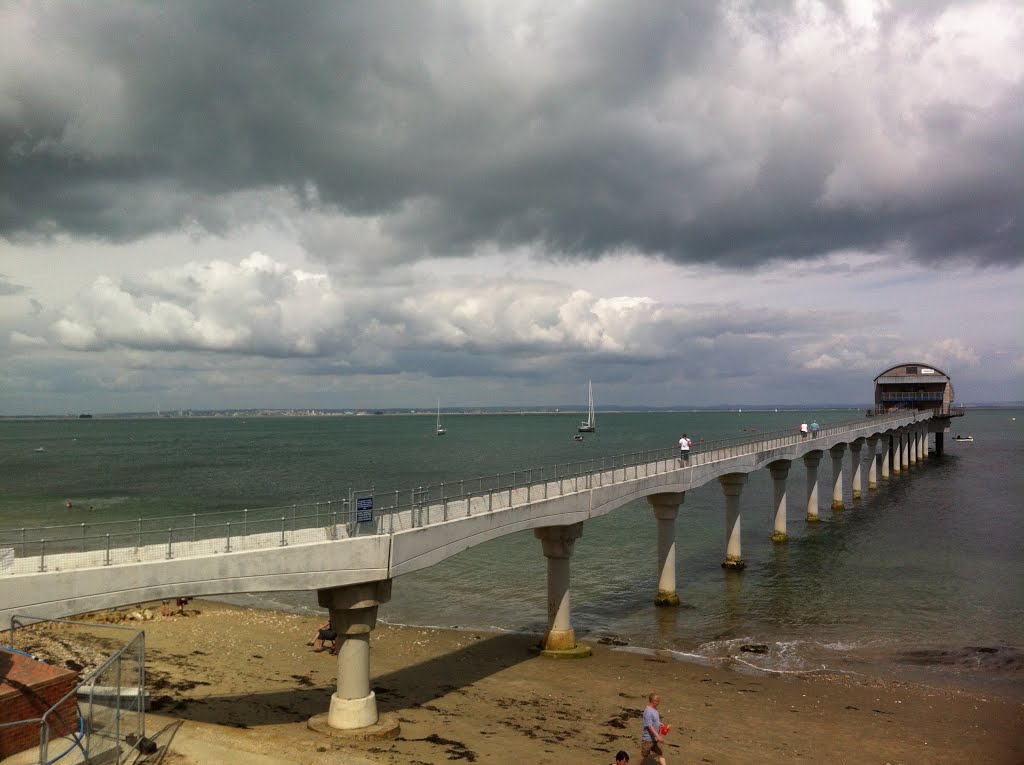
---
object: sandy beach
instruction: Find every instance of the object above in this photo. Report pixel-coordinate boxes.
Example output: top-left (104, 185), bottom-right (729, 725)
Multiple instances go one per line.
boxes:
top-left (8, 601), bottom-right (1022, 765)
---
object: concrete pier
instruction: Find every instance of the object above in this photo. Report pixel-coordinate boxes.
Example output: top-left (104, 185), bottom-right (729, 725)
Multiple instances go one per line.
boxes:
top-left (313, 580), bottom-right (398, 735)
top-left (880, 437), bottom-right (891, 481)
top-left (803, 451), bottom-right (822, 522)
top-left (850, 439), bottom-right (864, 501)
top-left (648, 493), bottom-right (684, 606)
top-left (534, 523), bottom-right (590, 657)
top-left (719, 473), bottom-right (747, 569)
top-left (830, 444), bottom-right (846, 511)
top-left (892, 433), bottom-right (902, 475)
top-left (768, 461), bottom-right (790, 543)
top-left (900, 431), bottom-right (910, 470)
top-left (866, 436), bottom-right (878, 490)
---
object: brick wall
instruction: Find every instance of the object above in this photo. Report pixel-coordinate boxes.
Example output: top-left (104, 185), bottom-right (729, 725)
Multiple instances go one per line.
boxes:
top-left (0, 649), bottom-right (80, 758)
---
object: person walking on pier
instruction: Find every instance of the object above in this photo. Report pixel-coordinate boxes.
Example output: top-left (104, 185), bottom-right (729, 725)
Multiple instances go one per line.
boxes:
top-left (678, 434), bottom-right (692, 465)
top-left (639, 693), bottom-right (668, 765)
top-left (810, 420), bottom-right (819, 438)
top-left (799, 422), bottom-right (809, 438)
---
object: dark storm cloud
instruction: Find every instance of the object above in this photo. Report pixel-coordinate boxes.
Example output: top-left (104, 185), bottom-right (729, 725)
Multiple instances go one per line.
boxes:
top-left (2, 1), bottom-right (1021, 265)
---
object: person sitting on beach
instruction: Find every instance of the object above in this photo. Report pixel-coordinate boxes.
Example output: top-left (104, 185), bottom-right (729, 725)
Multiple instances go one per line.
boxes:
top-left (307, 621), bottom-right (338, 653)
top-left (610, 750), bottom-right (630, 764)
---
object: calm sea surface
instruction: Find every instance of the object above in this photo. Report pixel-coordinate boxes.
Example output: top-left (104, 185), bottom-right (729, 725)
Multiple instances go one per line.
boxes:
top-left (2, 409), bottom-right (1021, 696)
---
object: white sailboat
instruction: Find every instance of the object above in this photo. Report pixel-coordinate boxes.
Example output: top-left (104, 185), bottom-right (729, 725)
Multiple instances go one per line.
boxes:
top-left (577, 380), bottom-right (596, 433)
top-left (436, 399), bottom-right (446, 435)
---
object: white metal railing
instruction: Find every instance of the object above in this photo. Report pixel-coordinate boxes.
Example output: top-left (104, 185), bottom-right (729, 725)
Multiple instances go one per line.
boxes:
top-left (0, 409), bottom-right (934, 575)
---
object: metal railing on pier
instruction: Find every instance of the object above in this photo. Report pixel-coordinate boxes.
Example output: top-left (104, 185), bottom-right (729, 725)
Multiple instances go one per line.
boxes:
top-left (0, 409), bottom-right (934, 574)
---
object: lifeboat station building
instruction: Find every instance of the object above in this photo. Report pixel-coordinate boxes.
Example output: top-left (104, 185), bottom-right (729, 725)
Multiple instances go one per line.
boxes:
top-left (873, 362), bottom-right (955, 413)
top-left (873, 362), bottom-right (962, 455)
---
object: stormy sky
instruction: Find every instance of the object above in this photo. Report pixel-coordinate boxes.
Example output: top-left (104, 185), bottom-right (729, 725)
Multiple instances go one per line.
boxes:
top-left (1, 0), bottom-right (1021, 415)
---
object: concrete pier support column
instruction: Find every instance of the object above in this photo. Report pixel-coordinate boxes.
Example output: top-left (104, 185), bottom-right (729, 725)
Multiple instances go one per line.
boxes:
top-left (719, 473), bottom-right (747, 569)
top-left (830, 444), bottom-right (846, 511)
top-left (900, 430), bottom-right (910, 471)
top-left (803, 451), bottom-right (823, 522)
top-left (534, 523), bottom-right (590, 657)
top-left (920, 431), bottom-right (929, 460)
top-left (647, 493), bottom-right (684, 606)
top-left (892, 433), bottom-right (902, 475)
top-left (850, 439), bottom-right (864, 501)
top-left (880, 436), bottom-right (891, 481)
top-left (313, 580), bottom-right (396, 733)
top-left (865, 436), bottom-right (878, 491)
top-left (768, 461), bottom-right (790, 543)
top-left (936, 431), bottom-right (945, 456)
top-left (909, 430), bottom-right (918, 466)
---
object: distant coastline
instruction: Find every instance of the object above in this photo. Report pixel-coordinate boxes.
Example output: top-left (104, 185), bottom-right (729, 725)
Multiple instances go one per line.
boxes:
top-left (0, 403), bottom-right (1019, 420)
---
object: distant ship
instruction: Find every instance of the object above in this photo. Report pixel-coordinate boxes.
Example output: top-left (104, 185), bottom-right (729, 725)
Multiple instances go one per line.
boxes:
top-left (78, 413), bottom-right (93, 419)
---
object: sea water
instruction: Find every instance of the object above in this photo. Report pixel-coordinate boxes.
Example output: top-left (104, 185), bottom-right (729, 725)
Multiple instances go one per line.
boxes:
top-left (1, 409), bottom-right (1021, 696)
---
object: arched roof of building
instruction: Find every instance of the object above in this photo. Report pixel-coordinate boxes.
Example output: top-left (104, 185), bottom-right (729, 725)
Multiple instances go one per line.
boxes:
top-left (874, 362), bottom-right (951, 382)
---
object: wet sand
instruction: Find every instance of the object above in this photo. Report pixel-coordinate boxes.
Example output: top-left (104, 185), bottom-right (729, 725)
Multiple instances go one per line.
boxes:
top-left (9, 601), bottom-right (1023, 764)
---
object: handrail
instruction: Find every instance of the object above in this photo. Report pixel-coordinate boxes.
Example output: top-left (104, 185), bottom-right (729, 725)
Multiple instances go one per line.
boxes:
top-left (0, 409), bottom-right (935, 572)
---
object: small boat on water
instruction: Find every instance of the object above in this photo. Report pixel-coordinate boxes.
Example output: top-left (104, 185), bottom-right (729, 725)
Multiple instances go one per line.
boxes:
top-left (577, 380), bottom-right (596, 433)
top-left (435, 399), bottom-right (446, 436)
top-left (573, 434), bottom-right (584, 441)
top-left (34, 447), bottom-right (45, 453)
top-left (953, 434), bottom-right (974, 442)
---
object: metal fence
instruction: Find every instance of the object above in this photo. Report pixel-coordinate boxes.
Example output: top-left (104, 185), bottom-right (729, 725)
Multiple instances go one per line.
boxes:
top-left (2, 617), bottom-right (146, 764)
top-left (0, 409), bottom-right (937, 574)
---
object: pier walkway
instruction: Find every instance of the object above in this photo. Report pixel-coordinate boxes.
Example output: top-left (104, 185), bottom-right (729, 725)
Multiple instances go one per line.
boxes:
top-left (1, 407), bottom-right (958, 732)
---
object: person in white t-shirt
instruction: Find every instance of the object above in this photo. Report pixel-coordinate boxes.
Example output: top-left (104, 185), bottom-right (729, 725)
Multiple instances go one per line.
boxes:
top-left (678, 433), bottom-right (692, 465)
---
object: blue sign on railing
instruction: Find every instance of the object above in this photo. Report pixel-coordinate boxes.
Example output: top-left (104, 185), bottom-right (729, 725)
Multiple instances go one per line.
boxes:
top-left (356, 497), bottom-right (374, 523)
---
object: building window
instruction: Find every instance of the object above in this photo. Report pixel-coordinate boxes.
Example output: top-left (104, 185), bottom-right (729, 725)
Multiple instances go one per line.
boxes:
top-left (906, 366), bottom-right (918, 374)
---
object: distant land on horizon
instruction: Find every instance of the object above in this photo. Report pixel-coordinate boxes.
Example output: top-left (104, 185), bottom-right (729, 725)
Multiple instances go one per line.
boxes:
top-left (2, 402), bottom-right (1020, 420)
